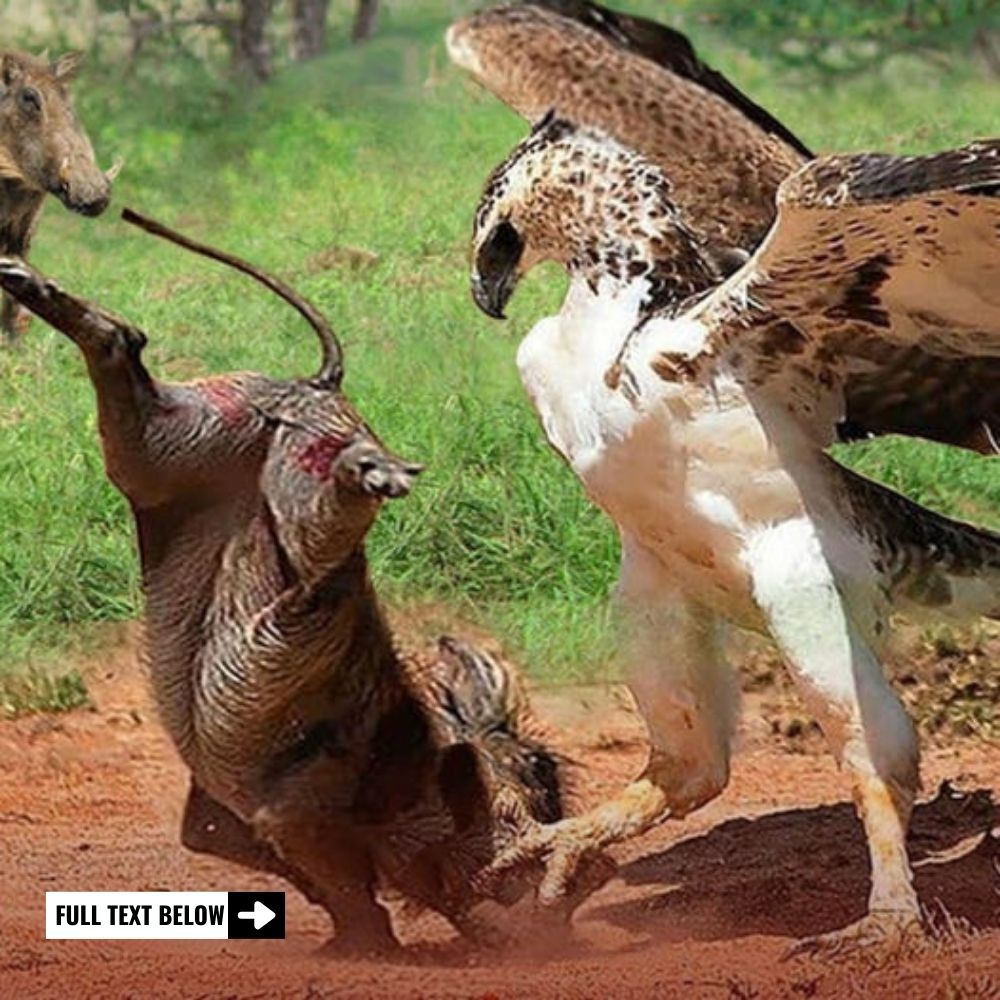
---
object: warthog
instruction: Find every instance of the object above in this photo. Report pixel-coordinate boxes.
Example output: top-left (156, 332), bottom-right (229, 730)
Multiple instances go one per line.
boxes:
top-left (0, 49), bottom-right (117, 339)
top-left (0, 214), bottom-right (609, 951)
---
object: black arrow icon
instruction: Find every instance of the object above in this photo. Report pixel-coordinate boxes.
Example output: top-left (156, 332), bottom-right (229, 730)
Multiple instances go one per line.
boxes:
top-left (227, 892), bottom-right (285, 939)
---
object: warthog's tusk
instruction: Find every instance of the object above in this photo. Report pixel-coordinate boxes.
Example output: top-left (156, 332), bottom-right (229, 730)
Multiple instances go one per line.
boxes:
top-left (104, 157), bottom-right (124, 183)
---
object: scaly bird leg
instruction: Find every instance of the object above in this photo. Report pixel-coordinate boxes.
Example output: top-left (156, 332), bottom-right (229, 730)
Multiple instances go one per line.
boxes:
top-left (482, 543), bottom-right (736, 909)
top-left (748, 518), bottom-right (923, 962)
top-left (479, 775), bottom-right (668, 906)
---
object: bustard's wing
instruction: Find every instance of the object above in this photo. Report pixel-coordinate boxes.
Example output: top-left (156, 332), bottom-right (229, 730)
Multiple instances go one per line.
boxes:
top-left (650, 140), bottom-right (1000, 453)
top-left (446, 1), bottom-right (811, 250)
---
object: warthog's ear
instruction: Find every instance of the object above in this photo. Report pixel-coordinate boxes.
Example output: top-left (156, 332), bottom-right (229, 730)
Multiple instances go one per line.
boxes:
top-left (52, 51), bottom-right (85, 83)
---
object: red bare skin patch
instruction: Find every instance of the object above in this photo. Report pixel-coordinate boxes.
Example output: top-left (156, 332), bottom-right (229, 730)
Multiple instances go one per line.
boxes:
top-left (196, 378), bottom-right (252, 427)
top-left (296, 434), bottom-right (353, 480)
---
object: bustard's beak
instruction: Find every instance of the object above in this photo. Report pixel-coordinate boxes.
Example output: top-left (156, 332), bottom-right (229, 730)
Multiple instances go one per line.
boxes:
top-left (471, 220), bottom-right (524, 321)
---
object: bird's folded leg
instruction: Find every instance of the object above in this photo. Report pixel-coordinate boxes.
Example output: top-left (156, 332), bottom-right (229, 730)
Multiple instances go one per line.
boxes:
top-left (649, 347), bottom-right (711, 384)
top-left (476, 777), bottom-right (668, 909)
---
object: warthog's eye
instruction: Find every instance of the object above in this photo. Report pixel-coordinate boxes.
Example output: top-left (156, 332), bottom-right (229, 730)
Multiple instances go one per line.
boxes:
top-left (18, 87), bottom-right (42, 115)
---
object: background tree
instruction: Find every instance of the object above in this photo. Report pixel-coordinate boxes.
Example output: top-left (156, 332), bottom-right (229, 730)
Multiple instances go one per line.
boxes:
top-left (292, 0), bottom-right (331, 60)
top-left (351, 0), bottom-right (379, 44)
top-left (236, 0), bottom-right (276, 79)
top-left (111, 0), bottom-right (380, 80)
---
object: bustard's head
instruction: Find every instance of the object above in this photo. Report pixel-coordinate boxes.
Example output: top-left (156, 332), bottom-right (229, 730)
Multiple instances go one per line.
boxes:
top-left (469, 113), bottom-right (716, 319)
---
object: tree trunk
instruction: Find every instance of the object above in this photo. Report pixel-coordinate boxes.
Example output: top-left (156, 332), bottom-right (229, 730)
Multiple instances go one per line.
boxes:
top-left (352, 0), bottom-right (379, 43)
top-left (974, 28), bottom-right (1000, 77)
top-left (292, 0), bottom-right (330, 61)
top-left (235, 0), bottom-right (275, 80)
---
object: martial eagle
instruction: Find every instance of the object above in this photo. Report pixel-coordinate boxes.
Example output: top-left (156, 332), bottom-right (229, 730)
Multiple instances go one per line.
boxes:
top-left (449, 0), bottom-right (1000, 958)
top-left (448, 0), bottom-right (811, 264)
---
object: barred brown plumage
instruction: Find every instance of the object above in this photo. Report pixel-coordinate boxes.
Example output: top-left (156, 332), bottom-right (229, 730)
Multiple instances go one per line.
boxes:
top-left (0, 218), bottom-right (607, 951)
top-left (447, 1), bottom-right (809, 253)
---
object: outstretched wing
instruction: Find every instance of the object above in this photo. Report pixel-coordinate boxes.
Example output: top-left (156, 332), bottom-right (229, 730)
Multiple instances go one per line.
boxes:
top-left (653, 140), bottom-right (1000, 452)
top-left (526, 0), bottom-right (812, 159)
top-left (447, 1), bottom-right (811, 250)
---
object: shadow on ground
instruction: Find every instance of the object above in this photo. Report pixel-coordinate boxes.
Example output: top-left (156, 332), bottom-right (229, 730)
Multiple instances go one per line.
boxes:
top-left (590, 782), bottom-right (999, 943)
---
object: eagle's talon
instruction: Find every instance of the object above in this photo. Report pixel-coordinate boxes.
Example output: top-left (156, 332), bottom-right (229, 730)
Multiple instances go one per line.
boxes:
top-left (478, 817), bottom-right (617, 909)
top-left (783, 910), bottom-right (925, 964)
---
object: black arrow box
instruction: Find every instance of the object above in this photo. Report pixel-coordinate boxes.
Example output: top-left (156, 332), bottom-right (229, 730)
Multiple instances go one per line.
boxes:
top-left (226, 891), bottom-right (286, 939)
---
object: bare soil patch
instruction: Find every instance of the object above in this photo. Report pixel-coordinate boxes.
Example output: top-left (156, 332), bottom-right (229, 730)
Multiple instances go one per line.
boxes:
top-left (2, 645), bottom-right (998, 999)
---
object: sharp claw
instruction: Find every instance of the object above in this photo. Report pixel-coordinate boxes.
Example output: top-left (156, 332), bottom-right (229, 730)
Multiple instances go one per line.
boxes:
top-left (537, 845), bottom-right (582, 906)
top-left (476, 823), bottom-right (547, 891)
top-left (475, 817), bottom-right (617, 914)
top-left (781, 937), bottom-right (820, 963)
top-left (783, 911), bottom-right (925, 964)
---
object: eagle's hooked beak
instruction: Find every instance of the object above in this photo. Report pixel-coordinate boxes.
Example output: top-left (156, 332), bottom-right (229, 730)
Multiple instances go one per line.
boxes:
top-left (471, 268), bottom-right (515, 320)
top-left (471, 220), bottom-right (524, 321)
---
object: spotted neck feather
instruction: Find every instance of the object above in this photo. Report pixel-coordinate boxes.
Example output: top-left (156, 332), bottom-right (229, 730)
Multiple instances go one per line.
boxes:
top-left (479, 117), bottom-right (720, 316)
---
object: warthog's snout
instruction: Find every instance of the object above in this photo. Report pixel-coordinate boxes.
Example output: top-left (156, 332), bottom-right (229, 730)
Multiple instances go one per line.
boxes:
top-left (55, 156), bottom-right (120, 217)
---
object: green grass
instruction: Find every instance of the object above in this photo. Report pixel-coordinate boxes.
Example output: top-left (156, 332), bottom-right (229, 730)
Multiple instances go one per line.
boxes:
top-left (1, 2), bottom-right (998, 710)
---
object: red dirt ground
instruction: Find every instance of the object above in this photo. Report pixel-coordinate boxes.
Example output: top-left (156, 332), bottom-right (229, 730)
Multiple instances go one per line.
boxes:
top-left (2, 646), bottom-right (998, 999)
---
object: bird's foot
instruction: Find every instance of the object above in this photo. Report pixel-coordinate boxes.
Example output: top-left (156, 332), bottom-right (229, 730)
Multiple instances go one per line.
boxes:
top-left (476, 816), bottom-right (617, 912)
top-left (784, 909), bottom-right (925, 964)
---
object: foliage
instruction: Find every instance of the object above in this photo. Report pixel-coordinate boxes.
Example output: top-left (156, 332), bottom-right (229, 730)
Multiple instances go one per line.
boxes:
top-left (694, 0), bottom-right (1000, 75)
top-left (2, 0), bottom-right (384, 85)
top-left (0, 669), bottom-right (89, 717)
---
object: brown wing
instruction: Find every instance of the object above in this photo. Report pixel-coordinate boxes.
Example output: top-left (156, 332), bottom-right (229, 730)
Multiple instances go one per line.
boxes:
top-left (447, 2), bottom-right (810, 250)
top-left (530, 1), bottom-right (813, 158)
top-left (840, 343), bottom-right (1000, 452)
top-left (664, 141), bottom-right (1000, 453)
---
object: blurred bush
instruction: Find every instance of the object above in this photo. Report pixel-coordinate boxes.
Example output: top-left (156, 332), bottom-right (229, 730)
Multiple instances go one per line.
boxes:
top-left (6, 1), bottom-right (997, 84)
top-left (691, 0), bottom-right (1000, 76)
top-left (0, 0), bottom-right (388, 83)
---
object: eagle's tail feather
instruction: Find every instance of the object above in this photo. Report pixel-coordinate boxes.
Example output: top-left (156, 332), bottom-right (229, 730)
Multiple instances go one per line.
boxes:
top-left (837, 463), bottom-right (1000, 621)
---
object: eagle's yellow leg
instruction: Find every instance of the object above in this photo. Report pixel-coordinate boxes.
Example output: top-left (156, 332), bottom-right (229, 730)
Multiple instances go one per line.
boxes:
top-left (482, 778), bottom-right (666, 906)
top-left (783, 775), bottom-right (923, 961)
top-left (749, 519), bottom-right (925, 960)
top-left (481, 540), bottom-right (738, 906)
